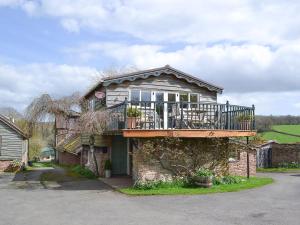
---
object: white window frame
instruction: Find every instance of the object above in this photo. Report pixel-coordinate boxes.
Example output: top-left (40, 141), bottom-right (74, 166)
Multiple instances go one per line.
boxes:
top-left (88, 98), bottom-right (95, 111)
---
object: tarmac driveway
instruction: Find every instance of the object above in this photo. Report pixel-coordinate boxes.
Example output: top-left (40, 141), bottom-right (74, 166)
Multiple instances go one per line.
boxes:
top-left (0, 171), bottom-right (299, 225)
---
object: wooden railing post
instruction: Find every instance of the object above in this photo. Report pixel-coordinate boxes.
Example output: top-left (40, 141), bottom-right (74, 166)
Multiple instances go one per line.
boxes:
top-left (124, 98), bottom-right (128, 129)
top-left (225, 101), bottom-right (229, 130)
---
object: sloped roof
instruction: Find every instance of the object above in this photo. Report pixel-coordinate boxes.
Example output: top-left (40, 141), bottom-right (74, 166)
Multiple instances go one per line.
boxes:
top-left (84, 65), bottom-right (223, 98)
top-left (56, 134), bottom-right (82, 155)
top-left (0, 114), bottom-right (27, 139)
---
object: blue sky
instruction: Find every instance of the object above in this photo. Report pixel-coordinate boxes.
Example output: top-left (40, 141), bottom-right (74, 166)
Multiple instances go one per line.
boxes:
top-left (0, 0), bottom-right (300, 115)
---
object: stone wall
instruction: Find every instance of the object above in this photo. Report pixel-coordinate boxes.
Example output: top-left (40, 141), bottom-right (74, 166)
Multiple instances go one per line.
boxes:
top-left (228, 150), bottom-right (256, 176)
top-left (131, 138), bottom-right (257, 183)
top-left (272, 143), bottom-right (300, 166)
top-left (58, 151), bottom-right (80, 165)
top-left (132, 147), bottom-right (173, 182)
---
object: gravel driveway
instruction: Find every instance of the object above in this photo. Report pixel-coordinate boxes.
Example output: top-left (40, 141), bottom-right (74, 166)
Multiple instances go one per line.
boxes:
top-left (0, 170), bottom-right (299, 225)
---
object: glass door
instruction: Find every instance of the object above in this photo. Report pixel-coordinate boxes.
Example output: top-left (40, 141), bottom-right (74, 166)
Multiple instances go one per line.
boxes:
top-left (167, 93), bottom-right (176, 128)
top-left (155, 92), bottom-right (164, 129)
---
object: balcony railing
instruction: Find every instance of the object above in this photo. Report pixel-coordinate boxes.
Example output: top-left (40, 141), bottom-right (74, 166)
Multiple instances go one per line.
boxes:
top-left (106, 100), bottom-right (255, 132)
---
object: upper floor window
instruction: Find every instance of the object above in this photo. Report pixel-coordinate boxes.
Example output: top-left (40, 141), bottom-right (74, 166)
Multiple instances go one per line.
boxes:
top-left (141, 91), bottom-right (151, 107)
top-left (190, 93), bottom-right (199, 108)
top-left (88, 98), bottom-right (95, 111)
top-left (130, 90), bottom-right (140, 106)
top-left (180, 93), bottom-right (188, 108)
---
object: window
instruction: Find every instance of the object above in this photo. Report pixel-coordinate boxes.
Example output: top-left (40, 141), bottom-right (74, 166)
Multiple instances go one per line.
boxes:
top-left (190, 93), bottom-right (198, 108)
top-left (180, 93), bottom-right (188, 108)
top-left (141, 91), bottom-right (151, 107)
top-left (88, 98), bottom-right (95, 111)
top-left (131, 90), bottom-right (140, 105)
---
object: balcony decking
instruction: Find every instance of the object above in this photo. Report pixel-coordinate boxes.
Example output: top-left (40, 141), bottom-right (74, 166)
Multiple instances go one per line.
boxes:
top-left (105, 100), bottom-right (256, 138)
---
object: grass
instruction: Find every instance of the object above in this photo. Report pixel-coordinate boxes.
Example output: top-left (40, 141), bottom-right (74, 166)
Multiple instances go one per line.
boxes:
top-left (69, 165), bottom-right (97, 179)
top-left (24, 161), bottom-right (56, 171)
top-left (257, 168), bottom-right (300, 173)
top-left (261, 125), bottom-right (300, 143)
top-left (273, 125), bottom-right (300, 136)
top-left (120, 177), bottom-right (273, 196)
top-left (261, 131), bottom-right (300, 143)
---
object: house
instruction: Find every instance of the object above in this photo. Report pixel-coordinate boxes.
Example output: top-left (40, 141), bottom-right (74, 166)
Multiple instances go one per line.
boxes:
top-left (40, 147), bottom-right (56, 161)
top-left (0, 114), bottom-right (28, 171)
top-left (56, 65), bottom-right (257, 180)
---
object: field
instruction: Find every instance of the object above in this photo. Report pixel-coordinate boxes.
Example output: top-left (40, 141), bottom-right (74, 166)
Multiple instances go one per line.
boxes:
top-left (262, 125), bottom-right (300, 143)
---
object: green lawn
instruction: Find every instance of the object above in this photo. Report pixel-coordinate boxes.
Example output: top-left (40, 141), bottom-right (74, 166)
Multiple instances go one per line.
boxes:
top-left (261, 131), bottom-right (300, 143)
top-left (261, 125), bottom-right (300, 143)
top-left (272, 125), bottom-right (300, 135)
top-left (120, 177), bottom-right (273, 196)
top-left (257, 168), bottom-right (300, 173)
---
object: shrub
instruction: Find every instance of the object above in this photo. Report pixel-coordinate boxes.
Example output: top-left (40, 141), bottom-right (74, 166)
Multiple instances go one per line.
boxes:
top-left (71, 165), bottom-right (96, 179)
top-left (277, 162), bottom-right (300, 168)
top-left (213, 176), bottom-right (243, 185)
top-left (194, 168), bottom-right (213, 177)
top-left (133, 179), bottom-right (185, 190)
top-left (127, 108), bottom-right (141, 117)
top-left (104, 160), bottom-right (112, 170)
top-left (4, 160), bottom-right (23, 172)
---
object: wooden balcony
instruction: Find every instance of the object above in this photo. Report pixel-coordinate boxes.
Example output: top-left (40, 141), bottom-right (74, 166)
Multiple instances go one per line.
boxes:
top-left (105, 100), bottom-right (256, 138)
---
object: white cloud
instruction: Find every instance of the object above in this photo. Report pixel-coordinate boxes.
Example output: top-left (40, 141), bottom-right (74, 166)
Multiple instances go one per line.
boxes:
top-left (2, 0), bottom-right (300, 45)
top-left (61, 19), bottom-right (80, 33)
top-left (65, 42), bottom-right (300, 93)
top-left (0, 63), bottom-right (99, 111)
top-left (219, 92), bottom-right (300, 115)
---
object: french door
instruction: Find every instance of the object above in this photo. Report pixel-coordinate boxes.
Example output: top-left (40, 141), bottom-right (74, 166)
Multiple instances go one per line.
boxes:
top-left (152, 91), bottom-right (179, 129)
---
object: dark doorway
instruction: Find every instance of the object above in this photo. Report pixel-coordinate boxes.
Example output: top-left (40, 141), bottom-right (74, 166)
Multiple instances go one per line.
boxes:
top-left (111, 136), bottom-right (128, 175)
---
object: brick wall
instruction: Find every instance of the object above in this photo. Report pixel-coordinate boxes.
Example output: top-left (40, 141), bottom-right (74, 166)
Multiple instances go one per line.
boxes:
top-left (0, 160), bottom-right (12, 172)
top-left (272, 143), bottom-right (300, 166)
top-left (228, 150), bottom-right (256, 176)
top-left (58, 151), bottom-right (80, 165)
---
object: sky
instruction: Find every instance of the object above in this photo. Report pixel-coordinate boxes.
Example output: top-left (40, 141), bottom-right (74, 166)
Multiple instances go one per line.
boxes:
top-left (0, 0), bottom-right (300, 115)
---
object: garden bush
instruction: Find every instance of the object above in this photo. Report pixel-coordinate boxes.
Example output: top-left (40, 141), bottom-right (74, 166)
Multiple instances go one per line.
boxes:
top-left (213, 176), bottom-right (243, 185)
top-left (277, 162), bottom-right (300, 168)
top-left (71, 165), bottom-right (96, 179)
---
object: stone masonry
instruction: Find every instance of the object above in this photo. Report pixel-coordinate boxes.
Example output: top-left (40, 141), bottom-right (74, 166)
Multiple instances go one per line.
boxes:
top-left (271, 143), bottom-right (300, 166)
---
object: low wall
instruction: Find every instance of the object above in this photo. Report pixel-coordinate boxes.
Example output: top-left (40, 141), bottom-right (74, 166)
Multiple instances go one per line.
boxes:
top-left (229, 150), bottom-right (256, 176)
top-left (58, 151), bottom-right (80, 165)
top-left (272, 143), bottom-right (300, 166)
top-left (0, 160), bottom-right (12, 172)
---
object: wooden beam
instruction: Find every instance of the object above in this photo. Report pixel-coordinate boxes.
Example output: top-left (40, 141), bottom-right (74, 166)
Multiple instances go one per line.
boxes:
top-left (122, 129), bottom-right (257, 138)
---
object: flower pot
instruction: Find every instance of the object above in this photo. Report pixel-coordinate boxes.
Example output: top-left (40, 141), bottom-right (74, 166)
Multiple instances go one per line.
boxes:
top-left (193, 176), bottom-right (213, 188)
top-left (105, 170), bottom-right (111, 178)
top-left (127, 117), bottom-right (138, 129)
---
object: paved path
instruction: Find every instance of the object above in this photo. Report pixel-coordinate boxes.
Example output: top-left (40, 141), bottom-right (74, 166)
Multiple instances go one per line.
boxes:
top-left (0, 171), bottom-right (299, 225)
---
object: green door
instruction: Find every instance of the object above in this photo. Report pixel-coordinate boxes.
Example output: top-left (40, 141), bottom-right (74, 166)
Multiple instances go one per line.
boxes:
top-left (111, 136), bottom-right (127, 175)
